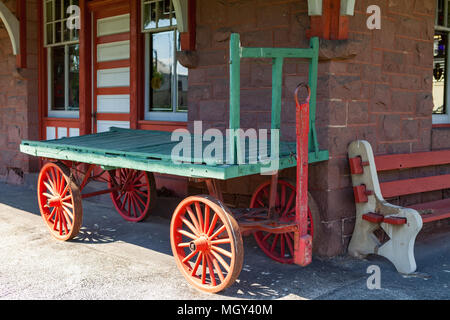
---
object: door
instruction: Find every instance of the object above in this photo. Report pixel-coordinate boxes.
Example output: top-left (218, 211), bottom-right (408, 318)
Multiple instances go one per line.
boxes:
top-left (93, 6), bottom-right (131, 133)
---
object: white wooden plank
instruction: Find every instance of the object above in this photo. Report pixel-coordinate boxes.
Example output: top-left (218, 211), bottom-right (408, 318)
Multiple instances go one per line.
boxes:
top-left (46, 127), bottom-right (56, 140)
top-left (96, 120), bottom-right (130, 133)
top-left (97, 67), bottom-right (130, 88)
top-left (97, 95), bottom-right (130, 113)
top-left (57, 127), bottom-right (68, 138)
top-left (97, 14), bottom-right (130, 37)
top-left (69, 128), bottom-right (80, 137)
top-left (97, 40), bottom-right (130, 62)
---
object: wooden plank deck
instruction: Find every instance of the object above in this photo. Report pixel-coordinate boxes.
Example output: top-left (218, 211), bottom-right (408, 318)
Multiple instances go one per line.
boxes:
top-left (20, 127), bottom-right (328, 180)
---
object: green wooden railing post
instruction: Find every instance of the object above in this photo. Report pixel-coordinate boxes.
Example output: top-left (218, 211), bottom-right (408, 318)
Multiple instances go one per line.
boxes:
top-left (271, 57), bottom-right (284, 131)
top-left (229, 33), bottom-right (241, 165)
top-left (308, 37), bottom-right (320, 157)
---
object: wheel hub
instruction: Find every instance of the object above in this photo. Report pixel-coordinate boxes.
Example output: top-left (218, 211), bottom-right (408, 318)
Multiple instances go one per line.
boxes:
top-left (47, 196), bottom-right (62, 207)
top-left (189, 236), bottom-right (209, 252)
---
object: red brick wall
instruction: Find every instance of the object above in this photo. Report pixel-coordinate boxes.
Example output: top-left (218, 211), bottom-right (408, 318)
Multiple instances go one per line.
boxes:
top-left (187, 0), bottom-right (437, 257)
top-left (0, 0), bottom-right (39, 184)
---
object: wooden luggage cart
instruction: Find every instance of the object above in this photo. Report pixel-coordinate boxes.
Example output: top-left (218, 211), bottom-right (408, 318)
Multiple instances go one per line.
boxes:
top-left (20, 34), bottom-right (328, 293)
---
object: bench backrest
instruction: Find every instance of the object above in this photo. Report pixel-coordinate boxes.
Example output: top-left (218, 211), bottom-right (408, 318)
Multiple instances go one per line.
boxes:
top-left (373, 150), bottom-right (450, 198)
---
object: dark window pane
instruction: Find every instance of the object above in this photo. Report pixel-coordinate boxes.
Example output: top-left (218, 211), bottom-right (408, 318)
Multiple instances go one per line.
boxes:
top-left (68, 44), bottom-right (79, 110)
top-left (51, 46), bottom-right (66, 110)
top-left (55, 0), bottom-right (62, 21)
top-left (433, 32), bottom-right (447, 114)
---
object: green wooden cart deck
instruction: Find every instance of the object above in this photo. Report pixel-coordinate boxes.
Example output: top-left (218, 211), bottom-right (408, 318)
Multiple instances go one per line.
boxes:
top-left (20, 127), bottom-right (328, 180)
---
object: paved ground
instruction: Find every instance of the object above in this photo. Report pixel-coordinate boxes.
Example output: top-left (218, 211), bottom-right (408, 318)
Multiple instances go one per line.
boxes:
top-left (0, 181), bottom-right (449, 300)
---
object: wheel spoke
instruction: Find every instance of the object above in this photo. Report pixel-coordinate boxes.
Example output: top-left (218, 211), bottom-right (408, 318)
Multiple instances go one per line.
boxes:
top-left (182, 249), bottom-right (198, 264)
top-left (209, 252), bottom-right (225, 282)
top-left (43, 182), bottom-right (56, 196)
top-left (61, 205), bottom-right (74, 222)
top-left (210, 249), bottom-right (230, 273)
top-left (205, 253), bottom-right (216, 286)
top-left (191, 252), bottom-right (202, 276)
top-left (203, 206), bottom-right (210, 234)
top-left (201, 254), bottom-right (207, 284)
top-left (186, 206), bottom-right (201, 233)
top-left (210, 224), bottom-right (226, 241)
top-left (282, 192), bottom-right (295, 217)
top-left (181, 217), bottom-right (200, 237)
top-left (280, 234), bottom-right (285, 257)
top-left (286, 233), bottom-right (294, 257)
top-left (270, 234), bottom-right (279, 253)
top-left (207, 213), bottom-right (218, 237)
top-left (194, 202), bottom-right (204, 234)
top-left (210, 238), bottom-right (231, 245)
top-left (211, 245), bottom-right (232, 259)
top-left (177, 228), bottom-right (197, 240)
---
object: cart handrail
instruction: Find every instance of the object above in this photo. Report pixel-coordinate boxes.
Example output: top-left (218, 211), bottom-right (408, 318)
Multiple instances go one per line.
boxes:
top-left (228, 33), bottom-right (326, 165)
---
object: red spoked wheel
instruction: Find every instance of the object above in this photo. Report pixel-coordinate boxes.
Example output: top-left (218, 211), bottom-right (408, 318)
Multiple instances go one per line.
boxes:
top-left (170, 195), bottom-right (244, 293)
top-left (37, 162), bottom-right (82, 241)
top-left (250, 179), bottom-right (316, 264)
top-left (108, 168), bottom-right (156, 222)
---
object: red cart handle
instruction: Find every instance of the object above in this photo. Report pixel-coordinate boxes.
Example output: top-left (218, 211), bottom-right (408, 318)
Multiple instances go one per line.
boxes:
top-left (294, 83), bottom-right (311, 108)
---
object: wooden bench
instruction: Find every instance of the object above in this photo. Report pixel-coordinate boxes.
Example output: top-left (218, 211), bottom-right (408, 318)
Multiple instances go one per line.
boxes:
top-left (347, 140), bottom-right (450, 274)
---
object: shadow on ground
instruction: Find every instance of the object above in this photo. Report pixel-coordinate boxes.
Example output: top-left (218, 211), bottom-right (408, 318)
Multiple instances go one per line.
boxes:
top-left (1, 182), bottom-right (449, 300)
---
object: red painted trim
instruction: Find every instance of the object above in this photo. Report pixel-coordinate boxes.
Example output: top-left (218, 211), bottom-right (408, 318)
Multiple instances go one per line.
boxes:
top-left (380, 174), bottom-right (450, 198)
top-left (375, 150), bottom-right (450, 171)
top-left (130, 0), bottom-right (140, 129)
top-left (88, 0), bottom-right (129, 15)
top-left (96, 87), bottom-right (130, 95)
top-left (362, 213), bottom-right (384, 223)
top-left (16, 0), bottom-right (26, 68)
top-left (97, 59), bottom-right (130, 70)
top-left (79, 0), bottom-right (92, 135)
top-left (96, 113), bottom-right (130, 121)
top-left (38, 0), bottom-right (45, 140)
top-left (432, 123), bottom-right (450, 128)
top-left (383, 216), bottom-right (407, 225)
top-left (307, 0), bottom-right (348, 40)
top-left (96, 32), bottom-right (130, 44)
top-left (43, 117), bottom-right (80, 127)
top-left (138, 120), bottom-right (188, 132)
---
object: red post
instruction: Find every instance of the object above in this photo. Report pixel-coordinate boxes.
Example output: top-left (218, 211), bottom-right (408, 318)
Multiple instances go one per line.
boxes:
top-left (293, 84), bottom-right (313, 267)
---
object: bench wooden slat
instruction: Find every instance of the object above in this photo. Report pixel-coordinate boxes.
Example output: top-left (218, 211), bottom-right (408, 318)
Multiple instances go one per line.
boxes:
top-left (375, 150), bottom-right (450, 172)
top-left (380, 174), bottom-right (450, 198)
top-left (409, 198), bottom-right (450, 223)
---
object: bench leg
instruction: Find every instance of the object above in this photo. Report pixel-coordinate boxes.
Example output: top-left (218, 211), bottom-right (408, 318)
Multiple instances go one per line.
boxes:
top-left (348, 218), bottom-right (380, 259)
top-left (377, 208), bottom-right (423, 274)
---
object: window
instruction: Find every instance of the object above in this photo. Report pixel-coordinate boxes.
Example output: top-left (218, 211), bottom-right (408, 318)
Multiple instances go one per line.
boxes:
top-left (434, 0), bottom-right (450, 124)
top-left (44, 0), bottom-right (80, 118)
top-left (142, 0), bottom-right (188, 121)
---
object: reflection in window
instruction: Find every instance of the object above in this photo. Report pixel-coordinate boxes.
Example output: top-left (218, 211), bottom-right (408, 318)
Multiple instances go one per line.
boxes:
top-left (433, 33), bottom-right (447, 114)
top-left (142, 0), bottom-right (176, 31)
top-left (50, 44), bottom-right (80, 111)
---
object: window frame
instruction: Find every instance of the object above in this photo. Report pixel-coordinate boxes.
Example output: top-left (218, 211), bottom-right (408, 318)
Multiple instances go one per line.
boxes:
top-left (434, 0), bottom-right (450, 124)
top-left (44, 0), bottom-right (80, 119)
top-left (44, 0), bottom-right (80, 48)
top-left (141, 0), bottom-right (188, 122)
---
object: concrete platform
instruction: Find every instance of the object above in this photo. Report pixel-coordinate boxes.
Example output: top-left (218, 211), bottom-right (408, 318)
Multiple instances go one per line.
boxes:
top-left (0, 181), bottom-right (449, 300)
